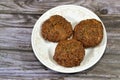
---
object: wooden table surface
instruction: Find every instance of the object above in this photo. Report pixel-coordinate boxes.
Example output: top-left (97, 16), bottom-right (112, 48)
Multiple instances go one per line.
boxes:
top-left (0, 0), bottom-right (120, 80)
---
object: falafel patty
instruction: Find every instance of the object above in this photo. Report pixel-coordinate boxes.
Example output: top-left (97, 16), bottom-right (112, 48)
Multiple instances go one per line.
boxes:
top-left (53, 39), bottom-right (85, 67)
top-left (41, 15), bottom-right (73, 42)
top-left (73, 19), bottom-right (103, 48)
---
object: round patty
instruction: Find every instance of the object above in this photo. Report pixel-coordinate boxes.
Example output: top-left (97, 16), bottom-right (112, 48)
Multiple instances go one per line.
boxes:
top-left (41, 15), bottom-right (73, 42)
top-left (73, 19), bottom-right (103, 48)
top-left (53, 39), bottom-right (85, 67)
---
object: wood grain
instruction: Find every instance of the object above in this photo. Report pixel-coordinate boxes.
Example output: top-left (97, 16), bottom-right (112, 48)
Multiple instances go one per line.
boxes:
top-left (0, 28), bottom-right (32, 50)
top-left (0, 0), bottom-right (120, 14)
top-left (0, 14), bottom-right (40, 28)
top-left (0, 14), bottom-right (120, 28)
top-left (0, 77), bottom-right (64, 80)
top-left (0, 50), bottom-right (120, 79)
top-left (0, 26), bottom-right (119, 54)
top-left (64, 77), bottom-right (120, 80)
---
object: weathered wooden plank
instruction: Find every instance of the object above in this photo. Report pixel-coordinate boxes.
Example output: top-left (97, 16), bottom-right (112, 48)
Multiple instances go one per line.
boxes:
top-left (0, 26), bottom-right (120, 54)
top-left (0, 50), bottom-right (119, 69)
top-left (0, 77), bottom-right (119, 80)
top-left (0, 28), bottom-right (32, 50)
top-left (99, 15), bottom-right (120, 28)
top-left (0, 0), bottom-right (120, 14)
top-left (0, 14), bottom-right (40, 28)
top-left (64, 77), bottom-right (120, 80)
top-left (0, 77), bottom-right (64, 80)
top-left (0, 50), bottom-right (120, 78)
top-left (0, 14), bottom-right (120, 28)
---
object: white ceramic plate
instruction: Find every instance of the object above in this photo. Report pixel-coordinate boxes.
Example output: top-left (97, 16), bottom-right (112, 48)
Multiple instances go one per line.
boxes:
top-left (31, 5), bottom-right (107, 73)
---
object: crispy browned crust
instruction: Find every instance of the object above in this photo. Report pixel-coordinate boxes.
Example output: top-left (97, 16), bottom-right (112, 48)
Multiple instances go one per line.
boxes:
top-left (73, 19), bottom-right (103, 48)
top-left (53, 39), bottom-right (85, 67)
top-left (41, 15), bottom-right (73, 42)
